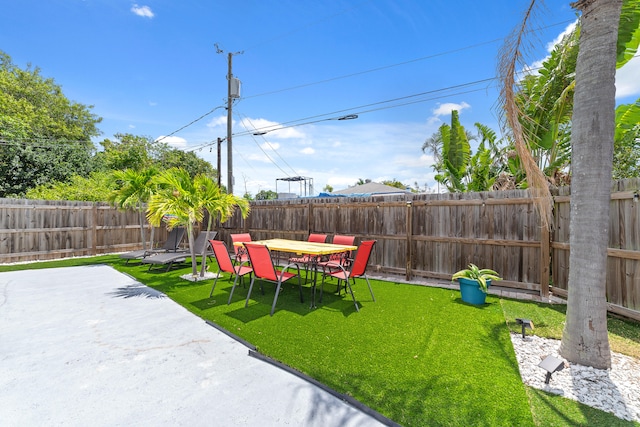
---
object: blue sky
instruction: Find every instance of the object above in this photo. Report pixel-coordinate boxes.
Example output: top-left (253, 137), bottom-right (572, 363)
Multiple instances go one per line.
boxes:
top-left (2, 0), bottom-right (639, 196)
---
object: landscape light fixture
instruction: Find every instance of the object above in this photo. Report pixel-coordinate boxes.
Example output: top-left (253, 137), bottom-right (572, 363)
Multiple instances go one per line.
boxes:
top-left (634, 191), bottom-right (639, 203)
top-left (538, 355), bottom-right (565, 384)
top-left (515, 318), bottom-right (534, 339)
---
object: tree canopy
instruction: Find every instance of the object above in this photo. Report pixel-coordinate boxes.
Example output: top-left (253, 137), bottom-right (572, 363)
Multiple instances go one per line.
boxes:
top-left (0, 50), bottom-right (102, 197)
top-left (0, 51), bottom-right (218, 201)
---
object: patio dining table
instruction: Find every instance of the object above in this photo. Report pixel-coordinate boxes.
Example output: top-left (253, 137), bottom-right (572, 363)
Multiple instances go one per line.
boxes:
top-left (234, 238), bottom-right (357, 309)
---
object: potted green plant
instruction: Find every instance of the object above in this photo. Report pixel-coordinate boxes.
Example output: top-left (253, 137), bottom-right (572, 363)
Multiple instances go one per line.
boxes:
top-left (452, 263), bottom-right (502, 305)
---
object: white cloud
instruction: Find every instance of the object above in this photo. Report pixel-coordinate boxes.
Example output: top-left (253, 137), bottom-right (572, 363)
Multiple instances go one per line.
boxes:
top-left (546, 22), bottom-right (577, 52)
top-left (432, 102), bottom-right (470, 117)
top-left (155, 135), bottom-right (187, 148)
top-left (207, 115), bottom-right (227, 128)
top-left (521, 21), bottom-right (577, 77)
top-left (131, 4), bottom-right (154, 18)
top-left (616, 55), bottom-right (640, 99)
top-left (239, 117), bottom-right (306, 139)
top-left (261, 141), bottom-right (280, 151)
top-left (195, 115), bottom-right (444, 197)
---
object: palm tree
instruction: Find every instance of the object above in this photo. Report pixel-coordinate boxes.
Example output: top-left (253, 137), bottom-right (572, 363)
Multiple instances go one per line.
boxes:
top-left (147, 168), bottom-right (249, 278)
top-left (108, 168), bottom-right (157, 251)
top-left (421, 130), bottom-right (444, 169)
top-left (558, 0), bottom-right (624, 370)
top-left (197, 175), bottom-right (249, 277)
top-left (500, 0), bottom-right (635, 369)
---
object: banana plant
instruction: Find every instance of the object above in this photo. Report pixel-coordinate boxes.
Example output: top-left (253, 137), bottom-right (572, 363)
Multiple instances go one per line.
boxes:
top-left (613, 97), bottom-right (640, 179)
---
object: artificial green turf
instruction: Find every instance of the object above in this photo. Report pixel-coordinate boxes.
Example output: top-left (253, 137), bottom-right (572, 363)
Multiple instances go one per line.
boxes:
top-left (114, 261), bottom-right (535, 426)
top-left (2, 256), bottom-right (639, 426)
top-left (527, 387), bottom-right (639, 427)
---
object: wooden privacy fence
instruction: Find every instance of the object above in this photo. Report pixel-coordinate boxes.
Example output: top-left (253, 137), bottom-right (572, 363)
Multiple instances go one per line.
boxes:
top-left (1, 179), bottom-right (639, 320)
top-left (0, 198), bottom-right (169, 263)
top-left (550, 179), bottom-right (640, 320)
top-left (219, 189), bottom-right (547, 294)
top-left (218, 179), bottom-right (640, 320)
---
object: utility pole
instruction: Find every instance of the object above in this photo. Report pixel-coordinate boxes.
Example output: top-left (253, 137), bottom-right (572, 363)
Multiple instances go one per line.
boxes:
top-left (226, 52), bottom-right (234, 194)
top-left (216, 137), bottom-right (222, 188)
top-left (216, 44), bottom-right (241, 194)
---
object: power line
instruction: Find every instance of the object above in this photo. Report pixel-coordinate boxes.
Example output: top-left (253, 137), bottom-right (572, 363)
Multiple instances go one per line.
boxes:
top-left (153, 105), bottom-right (226, 144)
top-left (241, 19), bottom-right (576, 101)
top-left (184, 74), bottom-right (504, 153)
top-left (151, 19), bottom-right (576, 146)
top-left (231, 76), bottom-right (498, 138)
top-left (231, 111), bottom-right (294, 178)
top-left (234, 111), bottom-right (299, 177)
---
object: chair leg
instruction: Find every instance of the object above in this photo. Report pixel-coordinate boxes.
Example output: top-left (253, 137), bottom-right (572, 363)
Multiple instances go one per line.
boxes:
top-left (345, 280), bottom-right (360, 312)
top-left (164, 261), bottom-right (174, 272)
top-left (226, 273), bottom-right (241, 304)
top-left (245, 277), bottom-right (257, 308)
top-left (209, 270), bottom-right (222, 297)
top-left (270, 280), bottom-right (283, 316)
top-left (364, 274), bottom-right (376, 302)
top-left (319, 274), bottom-right (326, 303)
top-left (298, 274), bottom-right (304, 303)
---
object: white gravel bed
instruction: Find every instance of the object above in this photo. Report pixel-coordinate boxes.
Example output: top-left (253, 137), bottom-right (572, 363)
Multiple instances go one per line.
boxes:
top-left (511, 333), bottom-right (640, 422)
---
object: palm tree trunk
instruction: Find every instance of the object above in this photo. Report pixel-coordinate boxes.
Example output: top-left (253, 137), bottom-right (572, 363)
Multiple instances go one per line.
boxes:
top-left (138, 206), bottom-right (147, 251)
top-left (149, 225), bottom-right (155, 250)
top-left (186, 224), bottom-right (198, 277)
top-left (559, 0), bottom-right (621, 369)
top-left (199, 216), bottom-right (215, 277)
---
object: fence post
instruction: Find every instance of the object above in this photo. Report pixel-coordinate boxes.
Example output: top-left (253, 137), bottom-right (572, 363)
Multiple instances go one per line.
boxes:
top-left (406, 200), bottom-right (413, 281)
top-left (91, 204), bottom-right (98, 256)
top-left (540, 225), bottom-right (550, 297)
top-left (308, 202), bottom-right (313, 235)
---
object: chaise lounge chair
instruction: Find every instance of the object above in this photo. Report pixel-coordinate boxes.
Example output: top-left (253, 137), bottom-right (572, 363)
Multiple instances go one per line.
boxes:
top-left (140, 231), bottom-right (218, 272)
top-left (120, 227), bottom-right (186, 264)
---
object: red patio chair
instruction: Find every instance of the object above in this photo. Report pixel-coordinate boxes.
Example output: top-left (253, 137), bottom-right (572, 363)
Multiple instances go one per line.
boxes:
top-left (320, 240), bottom-right (376, 312)
top-left (244, 243), bottom-right (303, 316)
top-left (317, 234), bottom-right (356, 274)
top-left (208, 240), bottom-right (253, 304)
top-left (289, 233), bottom-right (328, 279)
top-left (230, 233), bottom-right (252, 264)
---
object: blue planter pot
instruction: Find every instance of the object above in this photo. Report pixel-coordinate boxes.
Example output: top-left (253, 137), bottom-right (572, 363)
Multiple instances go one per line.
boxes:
top-left (458, 277), bottom-right (491, 305)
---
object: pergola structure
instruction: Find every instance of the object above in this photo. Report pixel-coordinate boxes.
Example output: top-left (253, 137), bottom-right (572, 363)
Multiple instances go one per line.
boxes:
top-left (275, 176), bottom-right (314, 198)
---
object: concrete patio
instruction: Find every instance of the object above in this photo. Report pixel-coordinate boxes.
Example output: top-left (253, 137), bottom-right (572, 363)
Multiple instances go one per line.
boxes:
top-left (0, 265), bottom-right (390, 426)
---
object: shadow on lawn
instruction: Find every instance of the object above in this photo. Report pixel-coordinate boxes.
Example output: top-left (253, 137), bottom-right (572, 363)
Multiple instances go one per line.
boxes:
top-left (208, 281), bottom-right (319, 321)
top-left (526, 387), bottom-right (638, 427)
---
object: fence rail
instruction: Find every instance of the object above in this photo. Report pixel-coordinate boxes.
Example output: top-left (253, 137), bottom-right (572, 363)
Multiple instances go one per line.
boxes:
top-left (1, 178), bottom-right (639, 320)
